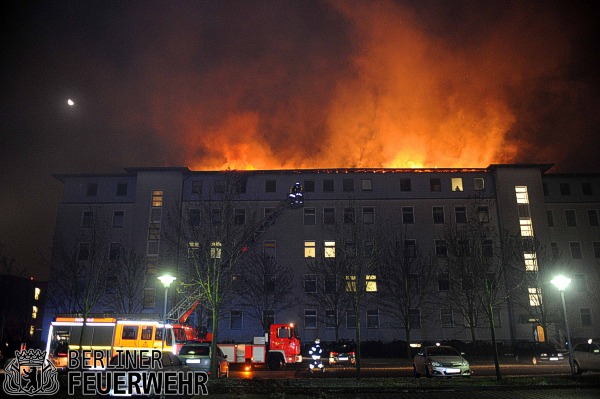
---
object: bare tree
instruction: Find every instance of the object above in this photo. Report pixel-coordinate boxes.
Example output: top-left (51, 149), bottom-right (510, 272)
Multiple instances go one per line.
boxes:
top-left (47, 210), bottom-right (113, 352)
top-left (304, 256), bottom-right (351, 342)
top-left (104, 246), bottom-right (146, 314)
top-left (378, 228), bottom-right (438, 358)
top-left (234, 252), bottom-right (294, 332)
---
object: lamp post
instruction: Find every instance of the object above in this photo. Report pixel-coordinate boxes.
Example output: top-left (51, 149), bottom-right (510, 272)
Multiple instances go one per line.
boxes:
top-left (157, 274), bottom-right (177, 351)
top-left (551, 275), bottom-right (574, 375)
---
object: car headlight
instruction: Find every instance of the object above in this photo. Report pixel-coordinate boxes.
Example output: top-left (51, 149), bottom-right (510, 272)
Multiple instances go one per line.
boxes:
top-left (541, 353), bottom-right (547, 357)
top-left (430, 361), bottom-right (441, 367)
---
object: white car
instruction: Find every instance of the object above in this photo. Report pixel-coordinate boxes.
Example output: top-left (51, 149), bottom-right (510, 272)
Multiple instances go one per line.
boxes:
top-left (413, 345), bottom-right (471, 378)
top-left (573, 342), bottom-right (600, 374)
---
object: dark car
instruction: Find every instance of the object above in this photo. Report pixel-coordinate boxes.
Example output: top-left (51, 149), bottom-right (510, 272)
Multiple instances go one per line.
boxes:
top-left (573, 342), bottom-right (600, 374)
top-left (512, 341), bottom-right (565, 365)
top-left (178, 343), bottom-right (229, 378)
top-left (326, 341), bottom-right (356, 368)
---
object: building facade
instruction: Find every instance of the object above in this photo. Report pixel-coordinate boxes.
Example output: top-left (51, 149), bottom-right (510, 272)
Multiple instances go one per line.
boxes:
top-left (46, 165), bottom-right (600, 350)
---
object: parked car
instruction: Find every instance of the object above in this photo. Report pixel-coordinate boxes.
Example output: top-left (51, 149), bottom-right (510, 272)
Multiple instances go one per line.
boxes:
top-left (102, 351), bottom-right (192, 398)
top-left (512, 341), bottom-right (564, 365)
top-left (573, 342), bottom-right (600, 374)
top-left (177, 343), bottom-right (229, 378)
top-left (413, 345), bottom-right (471, 378)
top-left (326, 341), bottom-right (356, 368)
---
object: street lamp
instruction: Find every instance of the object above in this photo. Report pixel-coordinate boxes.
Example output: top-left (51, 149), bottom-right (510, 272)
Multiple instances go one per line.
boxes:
top-left (157, 274), bottom-right (177, 350)
top-left (551, 275), bottom-right (575, 375)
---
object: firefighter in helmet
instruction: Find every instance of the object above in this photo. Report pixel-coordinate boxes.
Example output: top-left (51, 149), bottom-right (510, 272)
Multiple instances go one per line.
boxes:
top-left (308, 338), bottom-right (324, 371)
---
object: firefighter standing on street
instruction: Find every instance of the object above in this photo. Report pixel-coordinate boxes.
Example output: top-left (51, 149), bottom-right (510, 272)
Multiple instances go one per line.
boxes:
top-left (309, 338), bottom-right (324, 372)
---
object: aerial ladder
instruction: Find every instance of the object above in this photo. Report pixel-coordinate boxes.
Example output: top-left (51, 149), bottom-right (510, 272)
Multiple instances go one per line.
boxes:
top-left (167, 183), bottom-right (304, 342)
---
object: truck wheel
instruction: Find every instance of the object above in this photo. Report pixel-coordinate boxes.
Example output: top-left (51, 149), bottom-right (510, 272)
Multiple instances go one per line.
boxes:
top-left (267, 355), bottom-right (283, 371)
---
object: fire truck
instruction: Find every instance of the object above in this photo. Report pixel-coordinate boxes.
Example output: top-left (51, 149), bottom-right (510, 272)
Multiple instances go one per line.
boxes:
top-left (219, 323), bottom-right (301, 370)
top-left (45, 314), bottom-right (175, 370)
top-left (167, 183), bottom-right (305, 370)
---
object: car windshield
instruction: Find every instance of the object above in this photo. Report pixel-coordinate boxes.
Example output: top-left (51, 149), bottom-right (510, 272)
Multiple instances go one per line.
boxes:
top-left (427, 347), bottom-right (460, 356)
top-left (179, 345), bottom-right (210, 356)
top-left (537, 344), bottom-right (556, 352)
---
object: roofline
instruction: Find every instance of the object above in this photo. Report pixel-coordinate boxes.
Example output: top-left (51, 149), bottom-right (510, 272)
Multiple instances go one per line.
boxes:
top-left (487, 163), bottom-right (555, 173)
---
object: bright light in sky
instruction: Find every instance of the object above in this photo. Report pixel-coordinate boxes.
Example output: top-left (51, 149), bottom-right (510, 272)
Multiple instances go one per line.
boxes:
top-left (67, 99), bottom-right (75, 106)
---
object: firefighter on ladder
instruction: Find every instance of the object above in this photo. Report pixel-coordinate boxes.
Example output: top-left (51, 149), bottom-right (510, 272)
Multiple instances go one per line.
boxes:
top-left (308, 338), bottom-right (324, 372)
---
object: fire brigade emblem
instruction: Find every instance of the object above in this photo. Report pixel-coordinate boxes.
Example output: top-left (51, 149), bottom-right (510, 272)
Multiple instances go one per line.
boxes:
top-left (2, 349), bottom-right (59, 396)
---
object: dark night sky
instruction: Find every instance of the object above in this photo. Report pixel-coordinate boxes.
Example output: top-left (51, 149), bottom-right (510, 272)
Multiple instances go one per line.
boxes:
top-left (1, 0), bottom-right (599, 279)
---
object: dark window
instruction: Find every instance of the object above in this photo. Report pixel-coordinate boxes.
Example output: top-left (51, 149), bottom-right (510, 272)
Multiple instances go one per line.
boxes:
top-left (305, 309), bottom-right (317, 329)
top-left (565, 210), bottom-right (577, 226)
top-left (81, 210), bottom-right (94, 228)
top-left (117, 183), bottom-right (128, 196)
top-left (324, 208), bottom-right (335, 224)
top-left (325, 275), bottom-right (336, 293)
top-left (264, 274), bottom-right (275, 294)
top-left (343, 179), bottom-right (354, 192)
top-left (580, 308), bottom-right (592, 327)
top-left (304, 208), bottom-right (316, 225)
top-left (192, 180), bottom-right (203, 194)
top-left (435, 240), bottom-right (447, 257)
top-left (211, 209), bottom-right (221, 226)
top-left (122, 326), bottom-right (138, 340)
top-left (582, 183), bottom-right (593, 196)
top-left (430, 178), bottom-right (441, 192)
top-left (543, 183), bottom-right (549, 196)
top-left (304, 275), bottom-right (317, 293)
top-left (551, 242), bottom-right (559, 260)
top-left (402, 207), bottom-right (414, 224)
top-left (346, 309), bottom-right (356, 329)
top-left (570, 242), bottom-right (582, 259)
top-left (363, 207), bottom-right (374, 223)
top-left (409, 309), bottom-right (421, 329)
top-left (304, 180), bottom-right (315, 192)
top-left (404, 239), bottom-right (416, 258)
top-left (77, 243), bottom-right (90, 261)
top-left (141, 326), bottom-right (153, 340)
top-left (323, 179), bottom-right (334, 192)
top-left (109, 243), bottom-right (121, 260)
top-left (400, 178), bottom-right (412, 192)
top-left (361, 179), bottom-right (373, 191)
top-left (234, 209), bottom-right (246, 225)
top-left (264, 240), bottom-right (276, 258)
top-left (189, 209), bottom-right (200, 226)
top-left (574, 274), bottom-right (587, 292)
top-left (560, 183), bottom-right (570, 196)
top-left (588, 210), bottom-right (599, 226)
top-left (477, 206), bottom-right (489, 223)
top-left (483, 239), bottom-right (494, 257)
top-left (214, 180), bottom-right (225, 194)
top-left (455, 206), bottom-right (467, 223)
top-left (433, 207), bottom-right (444, 224)
top-left (86, 183), bottom-right (98, 197)
top-left (547, 210), bottom-right (554, 227)
top-left (594, 242), bottom-right (600, 259)
top-left (344, 207), bottom-right (355, 224)
top-left (438, 273), bottom-right (450, 291)
top-left (230, 310), bottom-right (243, 330)
top-left (266, 179), bottom-right (277, 193)
top-left (366, 309), bottom-right (379, 329)
top-left (113, 211), bottom-right (124, 228)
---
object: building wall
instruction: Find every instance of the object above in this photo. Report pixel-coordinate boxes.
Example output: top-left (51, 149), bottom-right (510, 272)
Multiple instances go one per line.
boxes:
top-left (46, 166), bottom-right (600, 348)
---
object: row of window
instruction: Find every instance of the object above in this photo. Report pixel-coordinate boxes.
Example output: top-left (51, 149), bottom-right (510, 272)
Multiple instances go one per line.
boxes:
top-left (85, 182), bottom-right (129, 197)
top-left (543, 182), bottom-right (595, 197)
top-left (189, 176), bottom-right (486, 195)
top-left (187, 205), bottom-right (490, 227)
top-left (77, 242), bottom-right (122, 261)
top-left (81, 210), bottom-right (125, 228)
top-left (547, 209), bottom-right (599, 227)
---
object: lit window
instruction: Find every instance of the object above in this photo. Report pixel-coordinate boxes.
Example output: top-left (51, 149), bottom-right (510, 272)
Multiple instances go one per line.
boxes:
top-left (515, 186), bottom-right (529, 204)
top-left (524, 253), bottom-right (538, 271)
top-left (34, 288), bottom-right (41, 301)
top-left (30, 325), bottom-right (35, 336)
top-left (529, 287), bottom-right (542, 306)
top-left (210, 241), bottom-right (222, 259)
top-left (345, 275), bottom-right (357, 292)
top-left (32, 306), bottom-right (38, 319)
top-left (366, 275), bottom-right (377, 292)
top-left (304, 241), bottom-right (316, 258)
top-left (451, 178), bottom-right (463, 192)
top-left (151, 190), bottom-right (163, 207)
top-left (520, 219), bottom-right (534, 236)
top-left (324, 241), bottom-right (336, 258)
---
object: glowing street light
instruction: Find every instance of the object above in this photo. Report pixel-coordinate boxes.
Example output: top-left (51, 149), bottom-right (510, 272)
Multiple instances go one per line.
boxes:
top-left (157, 274), bottom-right (177, 350)
top-left (551, 275), bottom-right (575, 375)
